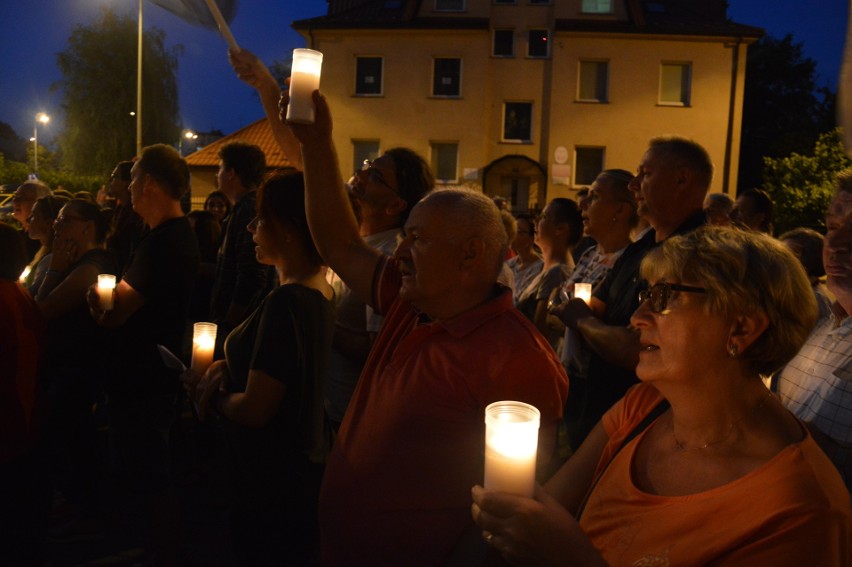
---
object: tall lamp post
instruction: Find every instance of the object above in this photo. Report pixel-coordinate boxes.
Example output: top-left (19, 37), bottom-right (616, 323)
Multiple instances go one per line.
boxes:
top-left (136, 0), bottom-right (143, 156)
top-left (33, 112), bottom-right (50, 174)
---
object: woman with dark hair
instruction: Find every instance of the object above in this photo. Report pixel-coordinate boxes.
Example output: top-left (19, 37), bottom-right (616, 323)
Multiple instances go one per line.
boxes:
top-left (204, 189), bottom-right (231, 226)
top-left (23, 195), bottom-right (68, 295)
top-left (194, 172), bottom-right (335, 565)
top-left (35, 198), bottom-right (116, 540)
top-left (517, 198), bottom-right (584, 348)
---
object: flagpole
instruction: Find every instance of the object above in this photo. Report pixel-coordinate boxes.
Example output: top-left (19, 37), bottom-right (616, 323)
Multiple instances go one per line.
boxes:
top-left (136, 0), bottom-right (143, 156)
top-left (203, 0), bottom-right (239, 51)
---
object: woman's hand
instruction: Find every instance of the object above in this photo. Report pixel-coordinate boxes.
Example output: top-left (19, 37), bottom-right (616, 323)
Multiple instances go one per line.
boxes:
top-left (195, 360), bottom-right (229, 420)
top-left (49, 237), bottom-right (80, 273)
top-left (228, 48), bottom-right (277, 92)
top-left (471, 484), bottom-right (596, 566)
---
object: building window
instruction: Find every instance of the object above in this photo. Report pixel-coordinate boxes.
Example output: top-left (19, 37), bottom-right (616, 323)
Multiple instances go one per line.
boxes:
top-left (494, 0), bottom-right (515, 3)
top-left (355, 57), bottom-right (383, 95)
top-left (659, 62), bottom-right (691, 106)
top-left (581, 0), bottom-right (612, 13)
top-left (352, 140), bottom-right (380, 176)
top-left (577, 60), bottom-right (608, 102)
top-left (528, 29), bottom-right (549, 58)
top-left (575, 147), bottom-right (604, 185)
top-left (435, 0), bottom-right (465, 10)
top-left (431, 142), bottom-right (459, 183)
top-left (433, 58), bottom-right (461, 97)
top-left (493, 29), bottom-right (514, 57)
top-left (529, 0), bottom-right (551, 4)
top-left (503, 102), bottom-right (532, 142)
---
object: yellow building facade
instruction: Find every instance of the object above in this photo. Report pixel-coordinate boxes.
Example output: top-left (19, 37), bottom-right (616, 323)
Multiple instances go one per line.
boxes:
top-left (295, 0), bottom-right (761, 211)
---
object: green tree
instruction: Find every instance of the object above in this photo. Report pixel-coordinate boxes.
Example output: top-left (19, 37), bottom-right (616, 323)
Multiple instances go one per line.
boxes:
top-left (739, 34), bottom-right (835, 191)
top-left (53, 8), bottom-right (182, 175)
top-left (762, 129), bottom-right (852, 234)
top-left (0, 121), bottom-right (26, 162)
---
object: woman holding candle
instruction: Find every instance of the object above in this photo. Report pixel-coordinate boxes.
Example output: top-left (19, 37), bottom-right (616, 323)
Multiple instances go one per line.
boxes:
top-left (517, 198), bottom-right (583, 349)
top-left (22, 195), bottom-right (68, 294)
top-left (194, 172), bottom-right (335, 565)
top-left (472, 227), bottom-right (851, 566)
top-left (34, 198), bottom-right (115, 540)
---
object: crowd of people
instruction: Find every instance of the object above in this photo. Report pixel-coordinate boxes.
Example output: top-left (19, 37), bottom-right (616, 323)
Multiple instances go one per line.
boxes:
top-left (1, 45), bottom-right (850, 566)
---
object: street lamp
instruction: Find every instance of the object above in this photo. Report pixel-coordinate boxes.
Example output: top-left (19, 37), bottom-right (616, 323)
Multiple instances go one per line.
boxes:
top-left (33, 112), bottom-right (50, 174)
top-left (179, 129), bottom-right (198, 155)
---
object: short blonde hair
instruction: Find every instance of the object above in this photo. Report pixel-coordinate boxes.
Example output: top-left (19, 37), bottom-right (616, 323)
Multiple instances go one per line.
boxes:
top-left (640, 226), bottom-right (817, 376)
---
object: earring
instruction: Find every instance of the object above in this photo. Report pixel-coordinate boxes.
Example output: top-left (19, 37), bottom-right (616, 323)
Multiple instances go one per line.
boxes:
top-left (728, 344), bottom-right (738, 358)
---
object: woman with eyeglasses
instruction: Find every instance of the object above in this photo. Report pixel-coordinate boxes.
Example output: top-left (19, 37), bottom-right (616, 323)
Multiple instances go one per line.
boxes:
top-left (472, 227), bottom-right (851, 566)
top-left (506, 213), bottom-right (543, 306)
top-left (34, 198), bottom-right (116, 540)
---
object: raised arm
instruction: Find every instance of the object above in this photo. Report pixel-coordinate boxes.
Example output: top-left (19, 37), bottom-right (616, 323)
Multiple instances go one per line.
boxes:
top-left (228, 48), bottom-right (303, 171)
top-left (285, 91), bottom-right (382, 306)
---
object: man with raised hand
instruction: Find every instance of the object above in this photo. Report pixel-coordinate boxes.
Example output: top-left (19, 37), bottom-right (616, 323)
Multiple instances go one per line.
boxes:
top-left (287, 91), bottom-right (568, 565)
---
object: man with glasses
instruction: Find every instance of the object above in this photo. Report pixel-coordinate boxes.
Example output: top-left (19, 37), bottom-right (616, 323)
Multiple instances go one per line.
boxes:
top-left (104, 160), bottom-right (144, 273)
top-left (286, 92), bottom-right (568, 565)
top-left (552, 136), bottom-right (712, 449)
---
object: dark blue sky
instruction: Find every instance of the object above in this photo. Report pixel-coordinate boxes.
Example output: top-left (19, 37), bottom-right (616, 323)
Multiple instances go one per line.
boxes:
top-left (0, 0), bottom-right (847, 146)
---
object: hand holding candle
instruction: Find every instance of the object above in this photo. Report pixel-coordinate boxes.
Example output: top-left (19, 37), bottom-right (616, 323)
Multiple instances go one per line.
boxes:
top-left (574, 282), bottom-right (592, 304)
top-left (191, 322), bottom-right (218, 377)
top-left (484, 401), bottom-right (541, 497)
top-left (97, 274), bottom-right (116, 310)
top-left (287, 48), bottom-right (323, 124)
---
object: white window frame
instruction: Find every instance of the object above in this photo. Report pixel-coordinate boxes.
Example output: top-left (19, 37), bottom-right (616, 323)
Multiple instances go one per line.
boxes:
top-left (355, 56), bottom-right (383, 96)
top-left (432, 57), bottom-right (462, 98)
top-left (581, 0), bottom-right (612, 14)
top-left (527, 29), bottom-right (550, 58)
top-left (493, 29), bottom-right (514, 57)
top-left (577, 60), bottom-right (609, 103)
top-left (659, 62), bottom-right (692, 106)
top-left (574, 146), bottom-right (605, 185)
top-left (502, 102), bottom-right (533, 143)
top-left (430, 142), bottom-right (459, 184)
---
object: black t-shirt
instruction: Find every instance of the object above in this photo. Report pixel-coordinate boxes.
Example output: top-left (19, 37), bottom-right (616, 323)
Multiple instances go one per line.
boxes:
top-left (106, 216), bottom-right (200, 396)
top-left (43, 248), bottom-right (116, 392)
top-left (222, 283), bottom-right (335, 511)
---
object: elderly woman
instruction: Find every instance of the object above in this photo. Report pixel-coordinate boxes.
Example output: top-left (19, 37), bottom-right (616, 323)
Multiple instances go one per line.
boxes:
top-left (472, 226), bottom-right (851, 565)
top-left (194, 172), bottom-right (335, 565)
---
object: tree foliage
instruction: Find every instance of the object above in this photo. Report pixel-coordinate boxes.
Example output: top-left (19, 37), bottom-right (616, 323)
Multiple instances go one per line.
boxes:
top-left (54, 8), bottom-right (182, 175)
top-left (762, 129), bottom-right (852, 235)
top-left (739, 34), bottom-right (835, 191)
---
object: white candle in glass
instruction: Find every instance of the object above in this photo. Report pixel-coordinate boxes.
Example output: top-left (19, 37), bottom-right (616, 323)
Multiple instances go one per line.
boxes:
top-left (574, 282), bottom-right (592, 305)
top-left (287, 48), bottom-right (323, 124)
top-left (191, 322), bottom-right (218, 376)
top-left (97, 274), bottom-right (116, 310)
top-left (484, 401), bottom-right (540, 497)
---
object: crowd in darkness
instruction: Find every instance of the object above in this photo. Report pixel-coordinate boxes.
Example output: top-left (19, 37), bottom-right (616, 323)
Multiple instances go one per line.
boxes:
top-left (1, 46), bottom-right (851, 567)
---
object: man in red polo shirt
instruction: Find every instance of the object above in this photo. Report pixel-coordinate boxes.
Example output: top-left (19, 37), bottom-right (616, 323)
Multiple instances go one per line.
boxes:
top-left (288, 92), bottom-right (568, 565)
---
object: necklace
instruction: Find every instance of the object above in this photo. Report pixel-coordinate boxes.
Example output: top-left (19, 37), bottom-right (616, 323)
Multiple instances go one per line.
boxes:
top-left (671, 389), bottom-right (773, 452)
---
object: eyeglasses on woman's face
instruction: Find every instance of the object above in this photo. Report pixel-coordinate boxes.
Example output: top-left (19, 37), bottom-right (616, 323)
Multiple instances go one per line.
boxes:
top-left (638, 282), bottom-right (707, 314)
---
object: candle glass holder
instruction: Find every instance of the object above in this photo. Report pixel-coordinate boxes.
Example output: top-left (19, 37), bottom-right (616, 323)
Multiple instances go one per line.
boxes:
top-left (191, 322), bottom-right (218, 376)
top-left (97, 274), bottom-right (116, 310)
top-left (574, 282), bottom-right (593, 304)
top-left (484, 401), bottom-right (541, 497)
top-left (287, 48), bottom-right (323, 124)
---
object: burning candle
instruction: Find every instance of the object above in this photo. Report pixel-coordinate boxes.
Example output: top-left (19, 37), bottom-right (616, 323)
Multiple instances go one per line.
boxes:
top-left (484, 401), bottom-right (540, 497)
top-left (191, 322), bottom-right (217, 376)
top-left (97, 274), bottom-right (116, 310)
top-left (574, 282), bottom-right (592, 304)
top-left (287, 48), bottom-right (323, 124)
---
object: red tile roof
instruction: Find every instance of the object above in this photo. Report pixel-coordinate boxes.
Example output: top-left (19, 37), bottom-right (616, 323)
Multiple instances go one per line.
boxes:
top-left (184, 118), bottom-right (296, 169)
